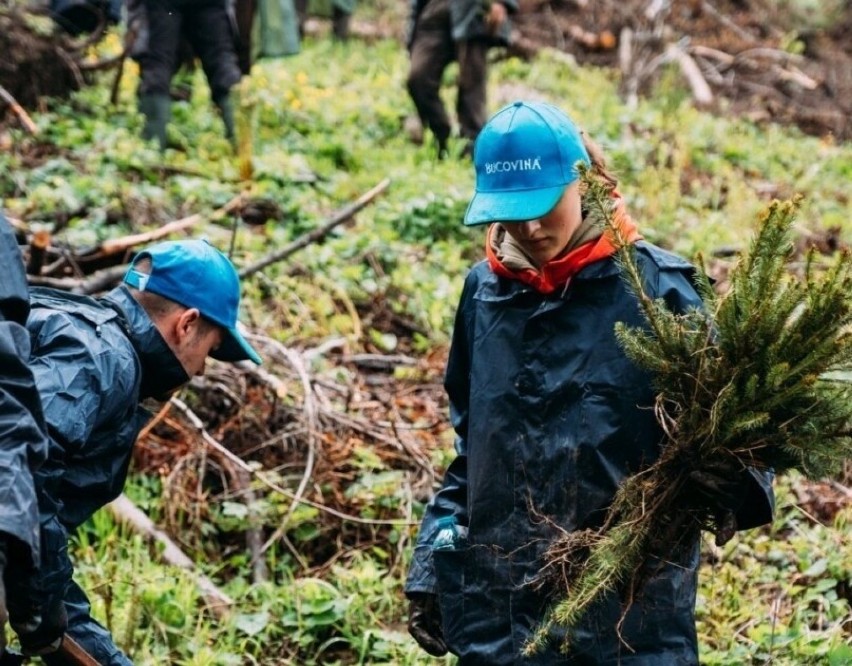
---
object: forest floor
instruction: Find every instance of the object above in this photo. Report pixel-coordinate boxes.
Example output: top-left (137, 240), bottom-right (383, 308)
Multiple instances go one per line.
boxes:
top-left (511, 0), bottom-right (852, 141)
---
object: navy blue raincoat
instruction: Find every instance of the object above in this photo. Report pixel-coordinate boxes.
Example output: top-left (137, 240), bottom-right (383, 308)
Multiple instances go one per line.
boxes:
top-left (0, 213), bottom-right (46, 573)
top-left (24, 285), bottom-right (189, 666)
top-left (405, 242), bottom-right (774, 665)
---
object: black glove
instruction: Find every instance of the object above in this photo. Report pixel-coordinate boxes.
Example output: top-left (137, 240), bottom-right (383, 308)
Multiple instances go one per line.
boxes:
top-left (10, 595), bottom-right (67, 657)
top-left (407, 593), bottom-right (447, 657)
top-left (688, 459), bottom-right (749, 547)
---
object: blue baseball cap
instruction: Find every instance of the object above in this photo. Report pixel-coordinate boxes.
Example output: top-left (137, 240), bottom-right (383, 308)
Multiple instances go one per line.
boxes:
top-left (123, 240), bottom-right (262, 365)
top-left (464, 101), bottom-right (591, 226)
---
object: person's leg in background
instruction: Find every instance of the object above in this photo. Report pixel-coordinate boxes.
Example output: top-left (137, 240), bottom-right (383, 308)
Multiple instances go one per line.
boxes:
top-left (406, 0), bottom-right (455, 158)
top-left (137, 0), bottom-right (182, 150)
top-left (455, 37), bottom-right (489, 157)
top-left (183, 0), bottom-right (243, 146)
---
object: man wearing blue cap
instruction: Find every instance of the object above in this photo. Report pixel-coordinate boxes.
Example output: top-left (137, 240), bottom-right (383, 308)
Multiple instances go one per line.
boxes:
top-left (404, 101), bottom-right (774, 663)
top-left (13, 240), bottom-right (261, 665)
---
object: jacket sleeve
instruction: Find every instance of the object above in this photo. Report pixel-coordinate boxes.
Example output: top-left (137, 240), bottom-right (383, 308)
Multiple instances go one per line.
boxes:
top-left (657, 264), bottom-right (775, 529)
top-left (0, 323), bottom-right (45, 570)
top-left (23, 315), bottom-right (108, 610)
top-left (0, 212), bottom-right (46, 571)
top-left (404, 273), bottom-right (476, 596)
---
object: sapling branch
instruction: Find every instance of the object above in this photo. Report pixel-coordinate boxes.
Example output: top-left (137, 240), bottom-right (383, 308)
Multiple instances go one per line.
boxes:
top-left (525, 174), bottom-right (852, 655)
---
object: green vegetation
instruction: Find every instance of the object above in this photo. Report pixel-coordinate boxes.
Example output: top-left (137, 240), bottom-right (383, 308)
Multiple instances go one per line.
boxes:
top-left (2, 20), bottom-right (851, 665)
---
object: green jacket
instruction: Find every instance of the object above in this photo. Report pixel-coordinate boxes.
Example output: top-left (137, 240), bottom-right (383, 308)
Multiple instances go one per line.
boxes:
top-left (407, 0), bottom-right (518, 49)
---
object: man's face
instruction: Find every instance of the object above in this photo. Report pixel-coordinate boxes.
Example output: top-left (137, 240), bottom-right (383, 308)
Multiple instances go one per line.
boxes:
top-left (501, 182), bottom-right (583, 266)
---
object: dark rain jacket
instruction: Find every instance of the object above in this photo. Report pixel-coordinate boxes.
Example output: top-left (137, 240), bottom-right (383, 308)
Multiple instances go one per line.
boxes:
top-left (407, 0), bottom-right (516, 49)
top-left (405, 242), bottom-right (775, 665)
top-left (24, 285), bottom-right (188, 666)
top-left (0, 213), bottom-right (46, 572)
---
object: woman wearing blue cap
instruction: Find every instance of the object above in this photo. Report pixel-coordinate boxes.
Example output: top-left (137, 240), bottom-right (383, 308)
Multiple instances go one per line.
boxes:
top-left (404, 101), bottom-right (775, 664)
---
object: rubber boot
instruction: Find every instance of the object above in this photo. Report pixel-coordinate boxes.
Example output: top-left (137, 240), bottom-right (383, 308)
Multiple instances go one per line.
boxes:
top-left (214, 92), bottom-right (237, 148)
top-left (331, 7), bottom-right (351, 41)
top-left (433, 127), bottom-right (450, 161)
top-left (139, 94), bottom-right (171, 151)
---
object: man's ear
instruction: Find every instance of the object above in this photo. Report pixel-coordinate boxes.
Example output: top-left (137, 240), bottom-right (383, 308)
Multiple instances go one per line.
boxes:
top-left (175, 308), bottom-right (202, 343)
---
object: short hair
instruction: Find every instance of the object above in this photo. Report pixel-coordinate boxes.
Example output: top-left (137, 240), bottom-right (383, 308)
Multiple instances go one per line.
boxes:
top-left (127, 257), bottom-right (219, 335)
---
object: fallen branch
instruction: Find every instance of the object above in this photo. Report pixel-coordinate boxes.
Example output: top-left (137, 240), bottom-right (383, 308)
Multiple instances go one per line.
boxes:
top-left (666, 43), bottom-right (714, 106)
top-left (689, 44), bottom-right (819, 90)
top-left (239, 178), bottom-right (391, 279)
top-left (108, 493), bottom-right (234, 619)
top-left (241, 335), bottom-right (321, 557)
top-left (0, 83), bottom-right (39, 134)
top-left (26, 229), bottom-right (51, 275)
top-left (110, 23), bottom-right (139, 105)
top-left (92, 194), bottom-right (244, 260)
top-left (700, 0), bottom-right (757, 45)
top-left (27, 264), bottom-right (127, 294)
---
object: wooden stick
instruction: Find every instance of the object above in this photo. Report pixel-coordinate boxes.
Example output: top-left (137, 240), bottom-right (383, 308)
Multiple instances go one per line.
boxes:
top-left (0, 84), bottom-right (39, 135)
top-left (95, 194), bottom-right (244, 258)
top-left (59, 635), bottom-right (102, 666)
top-left (110, 23), bottom-right (139, 105)
top-left (108, 493), bottom-right (234, 619)
top-left (26, 229), bottom-right (51, 275)
top-left (700, 0), bottom-right (757, 44)
top-left (239, 178), bottom-right (390, 279)
top-left (666, 44), bottom-right (714, 106)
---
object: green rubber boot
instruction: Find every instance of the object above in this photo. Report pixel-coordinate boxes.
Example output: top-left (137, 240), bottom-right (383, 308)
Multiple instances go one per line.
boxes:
top-left (214, 92), bottom-right (237, 148)
top-left (139, 94), bottom-right (171, 151)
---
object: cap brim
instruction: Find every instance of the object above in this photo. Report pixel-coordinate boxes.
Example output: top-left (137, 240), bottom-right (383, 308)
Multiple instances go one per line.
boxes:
top-left (211, 326), bottom-right (262, 365)
top-left (463, 184), bottom-right (567, 226)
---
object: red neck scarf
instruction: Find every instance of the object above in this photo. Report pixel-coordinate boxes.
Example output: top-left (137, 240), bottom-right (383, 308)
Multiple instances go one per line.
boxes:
top-left (485, 198), bottom-right (642, 294)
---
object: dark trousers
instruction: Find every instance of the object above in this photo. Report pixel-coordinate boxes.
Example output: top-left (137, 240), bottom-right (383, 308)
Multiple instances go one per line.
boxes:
top-left (137, 0), bottom-right (241, 101)
top-left (406, 0), bottom-right (489, 147)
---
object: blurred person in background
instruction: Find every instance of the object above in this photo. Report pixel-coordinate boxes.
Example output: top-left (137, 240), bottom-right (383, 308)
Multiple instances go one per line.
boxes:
top-left (405, 0), bottom-right (516, 158)
top-left (129, 0), bottom-right (244, 150)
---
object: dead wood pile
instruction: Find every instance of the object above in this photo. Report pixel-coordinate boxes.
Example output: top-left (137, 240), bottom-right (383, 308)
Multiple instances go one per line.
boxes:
top-left (512, 0), bottom-right (852, 141)
top-left (0, 1), bottom-right (111, 114)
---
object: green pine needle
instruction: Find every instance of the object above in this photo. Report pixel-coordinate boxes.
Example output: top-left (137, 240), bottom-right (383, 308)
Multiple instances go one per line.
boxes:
top-left (527, 170), bottom-right (852, 656)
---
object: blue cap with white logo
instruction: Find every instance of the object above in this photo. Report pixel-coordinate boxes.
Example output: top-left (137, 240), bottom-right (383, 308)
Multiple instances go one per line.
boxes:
top-left (123, 240), bottom-right (262, 365)
top-left (464, 101), bottom-right (591, 226)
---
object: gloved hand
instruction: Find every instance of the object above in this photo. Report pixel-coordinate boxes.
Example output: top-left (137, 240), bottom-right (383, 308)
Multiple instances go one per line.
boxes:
top-left (10, 595), bottom-right (67, 656)
top-left (688, 459), bottom-right (748, 546)
top-left (407, 593), bottom-right (447, 657)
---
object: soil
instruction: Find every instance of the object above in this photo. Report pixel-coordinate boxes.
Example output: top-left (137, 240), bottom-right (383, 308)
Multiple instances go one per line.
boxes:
top-left (511, 0), bottom-right (852, 142)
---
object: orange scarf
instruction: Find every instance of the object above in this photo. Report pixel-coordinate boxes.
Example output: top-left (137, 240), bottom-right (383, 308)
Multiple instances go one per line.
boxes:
top-left (485, 198), bottom-right (642, 294)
